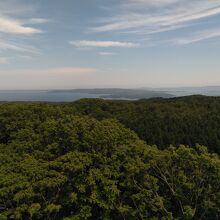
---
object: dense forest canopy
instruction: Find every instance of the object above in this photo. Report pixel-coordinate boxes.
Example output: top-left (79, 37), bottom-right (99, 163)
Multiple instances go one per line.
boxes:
top-left (0, 96), bottom-right (220, 219)
top-left (73, 96), bottom-right (220, 154)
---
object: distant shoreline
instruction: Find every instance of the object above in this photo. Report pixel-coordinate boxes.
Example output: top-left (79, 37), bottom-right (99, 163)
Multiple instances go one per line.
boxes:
top-left (0, 87), bottom-right (220, 102)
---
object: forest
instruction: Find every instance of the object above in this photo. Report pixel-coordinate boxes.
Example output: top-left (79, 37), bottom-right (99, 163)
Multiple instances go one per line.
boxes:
top-left (0, 96), bottom-right (219, 219)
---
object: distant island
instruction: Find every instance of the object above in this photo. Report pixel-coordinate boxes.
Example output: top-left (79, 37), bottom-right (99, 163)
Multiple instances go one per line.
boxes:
top-left (50, 88), bottom-right (174, 99)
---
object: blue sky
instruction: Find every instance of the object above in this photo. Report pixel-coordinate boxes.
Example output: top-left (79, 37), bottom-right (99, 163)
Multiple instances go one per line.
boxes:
top-left (0, 0), bottom-right (220, 89)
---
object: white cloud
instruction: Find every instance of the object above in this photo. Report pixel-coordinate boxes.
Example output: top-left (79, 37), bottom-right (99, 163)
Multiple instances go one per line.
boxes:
top-left (70, 40), bottom-right (138, 48)
top-left (174, 28), bottom-right (220, 45)
top-left (92, 1), bottom-right (220, 37)
top-left (0, 0), bottom-right (47, 34)
top-left (164, 7), bottom-right (220, 27)
top-left (0, 1), bottom-right (48, 60)
top-left (0, 16), bottom-right (42, 34)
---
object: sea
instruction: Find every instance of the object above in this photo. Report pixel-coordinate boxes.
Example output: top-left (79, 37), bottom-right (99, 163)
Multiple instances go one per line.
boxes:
top-left (0, 90), bottom-right (100, 102)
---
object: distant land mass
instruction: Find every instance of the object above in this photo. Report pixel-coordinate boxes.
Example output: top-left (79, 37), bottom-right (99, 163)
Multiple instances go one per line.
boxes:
top-left (51, 88), bottom-right (174, 99)
top-left (151, 86), bottom-right (220, 97)
top-left (0, 86), bottom-right (220, 102)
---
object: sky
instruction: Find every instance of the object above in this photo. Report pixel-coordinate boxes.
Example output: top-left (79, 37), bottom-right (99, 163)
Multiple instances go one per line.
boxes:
top-left (0, 0), bottom-right (220, 89)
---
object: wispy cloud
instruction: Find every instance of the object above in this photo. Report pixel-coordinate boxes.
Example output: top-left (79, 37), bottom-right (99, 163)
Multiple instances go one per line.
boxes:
top-left (0, 0), bottom-right (47, 34)
top-left (98, 52), bottom-right (116, 56)
top-left (27, 18), bottom-right (49, 25)
top-left (0, 39), bottom-right (40, 54)
top-left (70, 40), bottom-right (138, 48)
top-left (0, 16), bottom-right (42, 34)
top-left (0, 0), bottom-right (49, 59)
top-left (92, 1), bottom-right (220, 40)
top-left (125, 0), bottom-right (181, 8)
top-left (174, 28), bottom-right (220, 45)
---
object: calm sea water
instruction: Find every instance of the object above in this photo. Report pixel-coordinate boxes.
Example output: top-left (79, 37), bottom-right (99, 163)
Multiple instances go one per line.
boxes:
top-left (0, 91), bottom-right (100, 102)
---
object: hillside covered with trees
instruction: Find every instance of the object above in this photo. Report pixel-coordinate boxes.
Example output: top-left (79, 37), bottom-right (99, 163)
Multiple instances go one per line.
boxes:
top-left (0, 96), bottom-right (220, 219)
top-left (74, 96), bottom-right (220, 154)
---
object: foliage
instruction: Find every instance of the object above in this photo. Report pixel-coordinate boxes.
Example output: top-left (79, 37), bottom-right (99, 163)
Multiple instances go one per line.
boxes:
top-left (0, 97), bottom-right (219, 219)
top-left (74, 96), bottom-right (220, 154)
